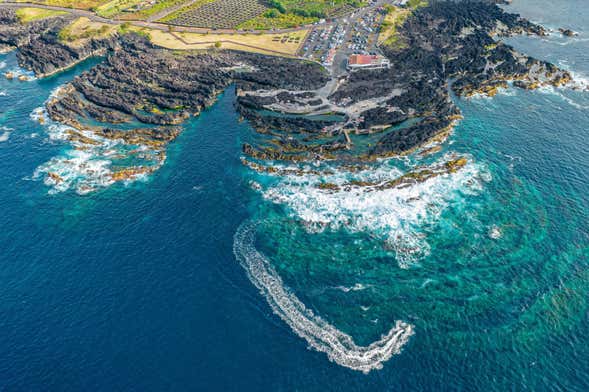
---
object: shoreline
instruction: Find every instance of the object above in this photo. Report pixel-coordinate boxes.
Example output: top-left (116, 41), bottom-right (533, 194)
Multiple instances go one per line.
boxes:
top-left (0, 1), bottom-right (582, 191)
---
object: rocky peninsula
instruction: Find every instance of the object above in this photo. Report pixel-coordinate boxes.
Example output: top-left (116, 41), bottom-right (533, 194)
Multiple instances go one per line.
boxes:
top-left (0, 0), bottom-right (579, 188)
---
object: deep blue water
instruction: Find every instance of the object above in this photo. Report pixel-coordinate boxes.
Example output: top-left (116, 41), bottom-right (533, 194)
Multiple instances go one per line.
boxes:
top-left (0, 1), bottom-right (588, 390)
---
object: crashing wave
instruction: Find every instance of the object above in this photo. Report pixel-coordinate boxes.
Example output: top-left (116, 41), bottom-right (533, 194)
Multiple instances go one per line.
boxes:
top-left (252, 155), bottom-right (487, 268)
top-left (31, 107), bottom-right (115, 194)
top-left (31, 90), bottom-right (165, 195)
top-left (537, 84), bottom-right (589, 110)
top-left (233, 222), bottom-right (414, 373)
top-left (4, 67), bottom-right (36, 81)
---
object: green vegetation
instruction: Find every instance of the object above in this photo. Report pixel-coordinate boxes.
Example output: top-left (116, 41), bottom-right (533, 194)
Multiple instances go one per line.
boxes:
top-left (15, 7), bottom-right (68, 23)
top-left (57, 17), bottom-right (116, 43)
top-left (59, 23), bottom-right (111, 41)
top-left (14, 0), bottom-right (107, 10)
top-left (113, 0), bottom-right (193, 20)
top-left (238, 11), bottom-right (316, 30)
top-left (160, 0), bottom-right (268, 28)
top-left (406, 0), bottom-right (428, 9)
top-left (239, 0), bottom-right (364, 30)
top-left (133, 0), bottom-right (187, 18)
top-left (267, 0), bottom-right (364, 19)
top-left (158, 0), bottom-right (215, 23)
top-left (118, 21), bottom-right (133, 33)
top-left (379, 1), bottom-right (428, 49)
top-left (378, 5), bottom-right (410, 48)
top-left (93, 0), bottom-right (143, 18)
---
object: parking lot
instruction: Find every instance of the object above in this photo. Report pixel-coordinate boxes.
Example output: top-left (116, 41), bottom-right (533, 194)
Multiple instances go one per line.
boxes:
top-left (299, 23), bottom-right (347, 67)
top-left (298, 0), bottom-right (389, 73)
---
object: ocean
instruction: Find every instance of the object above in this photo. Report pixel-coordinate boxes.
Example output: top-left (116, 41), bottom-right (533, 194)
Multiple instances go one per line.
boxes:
top-left (0, 0), bottom-right (588, 390)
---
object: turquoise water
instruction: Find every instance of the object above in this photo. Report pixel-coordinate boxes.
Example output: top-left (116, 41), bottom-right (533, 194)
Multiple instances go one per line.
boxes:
top-left (1, 1), bottom-right (589, 389)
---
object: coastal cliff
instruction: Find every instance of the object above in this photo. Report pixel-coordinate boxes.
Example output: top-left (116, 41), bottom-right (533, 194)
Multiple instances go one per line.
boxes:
top-left (0, 1), bottom-right (578, 188)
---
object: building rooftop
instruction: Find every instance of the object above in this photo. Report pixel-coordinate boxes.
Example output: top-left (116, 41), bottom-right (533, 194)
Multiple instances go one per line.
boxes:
top-left (348, 54), bottom-right (379, 66)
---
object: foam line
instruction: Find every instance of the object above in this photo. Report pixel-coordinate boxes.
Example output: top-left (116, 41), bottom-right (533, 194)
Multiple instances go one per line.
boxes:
top-left (254, 155), bottom-right (486, 268)
top-left (233, 221), bottom-right (414, 373)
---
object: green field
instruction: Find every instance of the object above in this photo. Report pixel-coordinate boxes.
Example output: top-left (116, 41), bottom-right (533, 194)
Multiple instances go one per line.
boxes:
top-left (15, 7), bottom-right (68, 23)
top-left (238, 0), bottom-right (365, 29)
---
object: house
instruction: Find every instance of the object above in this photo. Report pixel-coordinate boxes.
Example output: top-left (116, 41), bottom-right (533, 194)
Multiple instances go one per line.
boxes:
top-left (347, 54), bottom-right (390, 71)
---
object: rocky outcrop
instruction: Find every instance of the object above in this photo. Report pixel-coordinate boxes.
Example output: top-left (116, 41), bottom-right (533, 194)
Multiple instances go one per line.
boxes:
top-left (0, 10), bottom-right (331, 186)
top-left (0, 9), bottom-right (117, 77)
top-left (0, 1), bottom-right (578, 184)
top-left (318, 0), bottom-right (573, 159)
top-left (559, 28), bottom-right (577, 37)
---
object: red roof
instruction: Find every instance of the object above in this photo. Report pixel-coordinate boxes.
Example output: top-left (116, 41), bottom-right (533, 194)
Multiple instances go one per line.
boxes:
top-left (349, 54), bottom-right (378, 65)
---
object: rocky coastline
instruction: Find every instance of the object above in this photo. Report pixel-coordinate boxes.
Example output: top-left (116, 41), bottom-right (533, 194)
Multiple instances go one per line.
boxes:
top-left (0, 1), bottom-right (581, 189)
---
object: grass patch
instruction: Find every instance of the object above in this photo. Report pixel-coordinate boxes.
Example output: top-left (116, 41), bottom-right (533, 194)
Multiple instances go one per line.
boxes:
top-left (14, 0), bottom-right (108, 10)
top-left (15, 7), bottom-right (68, 23)
top-left (237, 11), bottom-right (315, 30)
top-left (115, 0), bottom-right (190, 20)
top-left (378, 1), bottom-right (428, 49)
top-left (93, 0), bottom-right (144, 18)
top-left (406, 0), bottom-right (428, 9)
top-left (378, 5), bottom-right (410, 47)
top-left (238, 0), bottom-right (365, 30)
top-left (58, 17), bottom-right (117, 45)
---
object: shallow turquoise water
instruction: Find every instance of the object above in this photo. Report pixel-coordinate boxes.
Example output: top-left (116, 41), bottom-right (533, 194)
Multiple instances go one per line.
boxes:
top-left (0, 1), bottom-right (588, 389)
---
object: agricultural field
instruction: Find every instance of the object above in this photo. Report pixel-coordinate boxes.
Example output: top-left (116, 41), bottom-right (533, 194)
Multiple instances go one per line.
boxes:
top-left (162, 0), bottom-right (268, 29)
top-left (49, 14), bottom-right (307, 56)
top-left (111, 0), bottom-right (192, 21)
top-left (12, 0), bottom-right (188, 20)
top-left (93, 0), bottom-right (145, 18)
top-left (13, 0), bottom-right (108, 10)
top-left (15, 7), bottom-right (68, 23)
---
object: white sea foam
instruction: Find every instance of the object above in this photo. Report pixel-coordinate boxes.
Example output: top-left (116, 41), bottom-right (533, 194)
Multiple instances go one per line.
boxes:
top-left (254, 155), bottom-right (487, 268)
top-left (555, 37), bottom-right (589, 46)
top-left (31, 98), bottom-right (164, 194)
top-left (0, 90), bottom-right (7, 96)
top-left (488, 225), bottom-right (502, 240)
top-left (5, 67), bottom-right (37, 81)
top-left (537, 84), bottom-right (589, 109)
top-left (33, 148), bottom-right (115, 195)
top-left (0, 126), bottom-right (13, 142)
top-left (0, 61), bottom-right (6, 70)
top-left (567, 70), bottom-right (589, 91)
top-left (467, 85), bottom-right (516, 100)
top-left (334, 283), bottom-right (371, 292)
top-left (31, 106), bottom-right (118, 194)
top-left (233, 222), bottom-right (414, 373)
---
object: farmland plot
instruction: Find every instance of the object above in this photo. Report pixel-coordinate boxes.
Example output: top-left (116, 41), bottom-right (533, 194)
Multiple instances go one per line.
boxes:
top-left (164, 0), bottom-right (268, 29)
